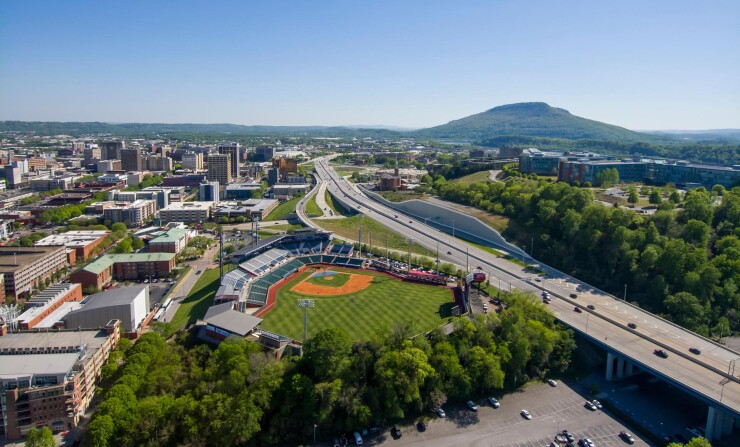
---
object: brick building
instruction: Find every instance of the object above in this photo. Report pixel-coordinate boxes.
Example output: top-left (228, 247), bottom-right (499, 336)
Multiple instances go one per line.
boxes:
top-left (0, 246), bottom-right (67, 300)
top-left (34, 231), bottom-right (109, 264)
top-left (16, 283), bottom-right (83, 330)
top-left (0, 323), bottom-right (120, 440)
top-left (70, 253), bottom-right (176, 290)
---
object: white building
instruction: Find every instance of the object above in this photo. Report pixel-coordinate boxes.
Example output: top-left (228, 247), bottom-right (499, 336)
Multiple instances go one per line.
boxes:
top-left (158, 201), bottom-right (212, 225)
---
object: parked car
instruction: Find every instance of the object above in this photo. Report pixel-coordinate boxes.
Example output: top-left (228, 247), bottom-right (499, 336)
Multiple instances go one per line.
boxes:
top-left (585, 401), bottom-right (597, 411)
top-left (654, 349), bottom-right (669, 358)
top-left (488, 397), bottom-right (500, 408)
top-left (569, 293), bottom-right (578, 298)
top-left (391, 426), bottom-right (401, 438)
top-left (562, 430), bottom-right (575, 442)
top-left (592, 399), bottom-right (602, 409)
top-left (435, 407), bottom-right (446, 418)
top-left (521, 409), bottom-right (532, 420)
top-left (466, 400), bottom-right (478, 411)
top-left (628, 322), bottom-right (637, 329)
top-left (619, 431), bottom-right (635, 444)
top-left (416, 421), bottom-right (426, 432)
top-left (547, 379), bottom-right (557, 387)
top-left (689, 347), bottom-right (702, 355)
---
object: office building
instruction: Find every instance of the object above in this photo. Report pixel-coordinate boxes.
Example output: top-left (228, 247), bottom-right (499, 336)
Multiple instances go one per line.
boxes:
top-left (97, 160), bottom-right (122, 173)
top-left (199, 181), bottom-right (220, 203)
top-left (182, 151), bottom-right (204, 170)
top-left (16, 283), bottom-right (83, 330)
top-left (143, 154), bottom-right (173, 172)
top-left (102, 200), bottom-right (157, 227)
top-left (163, 173), bottom-right (207, 188)
top-left (207, 153), bottom-right (232, 185)
top-left (0, 324), bottom-right (120, 440)
top-left (34, 231), bottom-right (109, 264)
top-left (651, 161), bottom-right (740, 189)
top-left (120, 147), bottom-right (142, 172)
top-left (225, 183), bottom-right (263, 200)
top-left (83, 146), bottom-right (101, 164)
top-left (218, 142), bottom-right (240, 179)
top-left (100, 141), bottom-right (125, 160)
top-left (272, 184), bottom-right (310, 199)
top-left (0, 246), bottom-right (67, 300)
top-left (63, 285), bottom-right (150, 333)
top-left (158, 202), bottom-right (212, 225)
top-left (3, 167), bottom-right (23, 189)
top-left (108, 189), bottom-right (169, 210)
top-left (70, 253), bottom-right (176, 290)
top-left (255, 146), bottom-right (276, 162)
top-left (213, 199), bottom-right (278, 220)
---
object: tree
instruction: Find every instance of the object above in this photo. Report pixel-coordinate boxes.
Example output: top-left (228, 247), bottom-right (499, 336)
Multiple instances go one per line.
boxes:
top-left (113, 238), bottom-right (132, 254)
top-left (111, 222), bottom-right (127, 233)
top-left (25, 426), bottom-right (55, 447)
top-left (595, 168), bottom-right (619, 187)
top-left (649, 189), bottom-right (663, 204)
top-left (131, 237), bottom-right (144, 250)
top-left (627, 187), bottom-right (639, 205)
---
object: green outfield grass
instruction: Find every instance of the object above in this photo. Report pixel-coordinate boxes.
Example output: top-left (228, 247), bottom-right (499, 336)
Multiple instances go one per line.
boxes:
top-left (306, 271), bottom-right (352, 287)
top-left (260, 267), bottom-right (454, 341)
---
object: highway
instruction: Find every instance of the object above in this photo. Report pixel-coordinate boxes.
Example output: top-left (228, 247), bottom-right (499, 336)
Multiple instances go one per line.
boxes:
top-left (308, 156), bottom-right (740, 419)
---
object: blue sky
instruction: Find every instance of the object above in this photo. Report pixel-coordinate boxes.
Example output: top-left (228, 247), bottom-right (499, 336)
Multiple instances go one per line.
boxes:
top-left (1, 0), bottom-right (738, 129)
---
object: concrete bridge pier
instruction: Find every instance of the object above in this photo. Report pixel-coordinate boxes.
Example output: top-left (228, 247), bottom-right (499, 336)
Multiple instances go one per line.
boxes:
top-left (705, 406), bottom-right (736, 441)
top-left (605, 352), bottom-right (615, 381)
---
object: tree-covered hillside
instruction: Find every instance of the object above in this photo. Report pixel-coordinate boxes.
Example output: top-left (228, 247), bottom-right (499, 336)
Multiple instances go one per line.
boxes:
top-left (415, 102), bottom-right (670, 142)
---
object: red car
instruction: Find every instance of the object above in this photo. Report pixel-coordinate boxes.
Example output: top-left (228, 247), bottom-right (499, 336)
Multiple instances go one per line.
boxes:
top-left (574, 307), bottom-right (582, 313)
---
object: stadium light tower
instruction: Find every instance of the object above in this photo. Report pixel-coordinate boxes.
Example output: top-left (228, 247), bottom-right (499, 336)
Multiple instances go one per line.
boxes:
top-left (297, 299), bottom-right (315, 342)
top-left (405, 237), bottom-right (414, 274)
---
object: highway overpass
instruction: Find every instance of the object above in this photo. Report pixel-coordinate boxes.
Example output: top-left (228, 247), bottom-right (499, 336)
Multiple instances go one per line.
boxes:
top-left (307, 157), bottom-right (740, 441)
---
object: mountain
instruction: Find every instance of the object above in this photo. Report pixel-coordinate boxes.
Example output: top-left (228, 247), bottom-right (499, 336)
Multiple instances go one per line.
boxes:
top-left (414, 102), bottom-right (668, 142)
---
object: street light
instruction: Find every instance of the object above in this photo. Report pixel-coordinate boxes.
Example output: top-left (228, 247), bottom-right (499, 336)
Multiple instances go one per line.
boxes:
top-left (405, 237), bottom-right (414, 274)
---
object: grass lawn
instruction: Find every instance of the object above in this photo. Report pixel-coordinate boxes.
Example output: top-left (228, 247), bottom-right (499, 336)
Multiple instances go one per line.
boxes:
top-left (170, 265), bottom-right (234, 331)
top-left (324, 189), bottom-right (339, 214)
top-left (451, 170), bottom-right (491, 184)
top-left (305, 194), bottom-right (322, 215)
top-left (264, 197), bottom-right (301, 221)
top-left (312, 215), bottom-right (435, 257)
top-left (376, 191), bottom-right (426, 202)
top-left (260, 267), bottom-right (454, 341)
top-left (306, 271), bottom-right (352, 287)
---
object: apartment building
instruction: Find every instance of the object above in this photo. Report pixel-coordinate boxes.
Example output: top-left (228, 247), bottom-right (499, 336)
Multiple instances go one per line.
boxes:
top-left (218, 142), bottom-right (240, 179)
top-left (207, 153), bottom-right (232, 185)
top-left (34, 231), bottom-right (109, 263)
top-left (70, 253), bottom-right (176, 290)
top-left (0, 246), bottom-right (67, 300)
top-left (0, 323), bottom-right (120, 440)
top-left (120, 147), bottom-right (142, 172)
top-left (102, 200), bottom-right (156, 227)
top-left (16, 283), bottom-right (83, 330)
top-left (182, 151), bottom-right (204, 170)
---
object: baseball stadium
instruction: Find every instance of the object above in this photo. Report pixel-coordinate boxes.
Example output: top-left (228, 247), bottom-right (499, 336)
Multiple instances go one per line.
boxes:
top-left (213, 229), bottom-right (463, 342)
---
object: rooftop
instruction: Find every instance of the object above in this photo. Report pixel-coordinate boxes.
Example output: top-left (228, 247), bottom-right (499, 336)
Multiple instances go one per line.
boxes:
top-left (0, 246), bottom-right (65, 273)
top-left (78, 253), bottom-right (176, 275)
top-left (0, 353), bottom-right (80, 381)
top-left (34, 230), bottom-right (109, 248)
top-left (149, 228), bottom-right (190, 244)
top-left (226, 183), bottom-right (262, 190)
top-left (160, 202), bottom-right (213, 211)
top-left (203, 304), bottom-right (262, 337)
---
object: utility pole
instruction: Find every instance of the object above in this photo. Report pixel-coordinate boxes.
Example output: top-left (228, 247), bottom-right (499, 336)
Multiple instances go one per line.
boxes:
top-left (436, 242), bottom-right (440, 271)
top-left (623, 284), bottom-right (627, 301)
top-left (466, 247), bottom-right (469, 273)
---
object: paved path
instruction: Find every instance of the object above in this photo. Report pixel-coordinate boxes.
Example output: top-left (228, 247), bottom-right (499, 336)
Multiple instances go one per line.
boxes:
top-left (164, 243), bottom-right (219, 322)
top-left (314, 181), bottom-right (334, 217)
top-left (488, 170), bottom-right (502, 181)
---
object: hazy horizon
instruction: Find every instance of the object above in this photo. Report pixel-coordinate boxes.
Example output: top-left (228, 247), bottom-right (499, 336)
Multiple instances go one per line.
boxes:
top-left (1, 1), bottom-right (738, 130)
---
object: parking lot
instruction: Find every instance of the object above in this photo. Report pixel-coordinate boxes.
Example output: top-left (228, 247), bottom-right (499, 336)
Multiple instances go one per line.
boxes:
top-left (360, 381), bottom-right (648, 447)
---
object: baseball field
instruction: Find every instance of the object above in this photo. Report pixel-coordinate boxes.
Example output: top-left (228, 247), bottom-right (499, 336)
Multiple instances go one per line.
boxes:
top-left (259, 266), bottom-right (455, 341)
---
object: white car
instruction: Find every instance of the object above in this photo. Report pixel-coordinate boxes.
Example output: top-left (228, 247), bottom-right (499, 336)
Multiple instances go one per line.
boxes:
top-left (488, 397), bottom-right (500, 408)
top-left (547, 379), bottom-right (557, 387)
top-left (466, 400), bottom-right (478, 411)
top-left (435, 407), bottom-right (446, 418)
top-left (521, 409), bottom-right (532, 420)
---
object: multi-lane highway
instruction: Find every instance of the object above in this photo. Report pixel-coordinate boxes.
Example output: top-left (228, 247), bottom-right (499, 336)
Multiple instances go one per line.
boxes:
top-left (307, 156), bottom-right (740, 422)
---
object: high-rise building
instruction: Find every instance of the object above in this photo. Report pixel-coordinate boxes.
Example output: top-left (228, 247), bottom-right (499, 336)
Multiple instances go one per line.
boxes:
top-left (255, 146), bottom-right (276, 161)
top-left (120, 148), bottom-right (142, 172)
top-left (83, 146), bottom-right (101, 164)
top-left (199, 181), bottom-right (220, 203)
top-left (207, 154), bottom-right (232, 186)
top-left (182, 152), bottom-right (204, 170)
top-left (100, 141), bottom-right (125, 160)
top-left (218, 143), bottom-right (240, 179)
